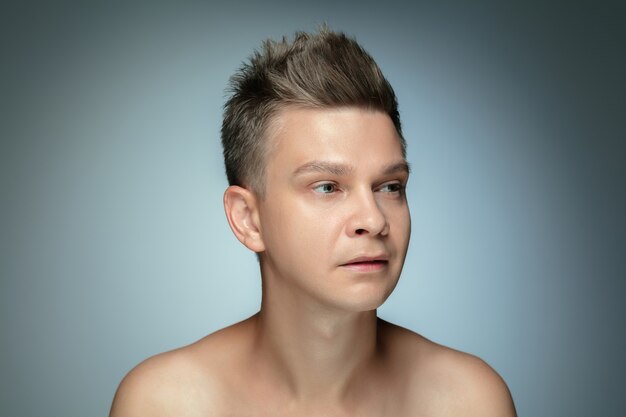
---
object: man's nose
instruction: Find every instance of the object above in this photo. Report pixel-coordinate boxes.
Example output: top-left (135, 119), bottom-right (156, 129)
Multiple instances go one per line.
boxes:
top-left (346, 188), bottom-right (389, 237)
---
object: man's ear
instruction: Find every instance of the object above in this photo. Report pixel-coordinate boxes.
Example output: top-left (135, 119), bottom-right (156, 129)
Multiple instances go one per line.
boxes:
top-left (223, 185), bottom-right (265, 253)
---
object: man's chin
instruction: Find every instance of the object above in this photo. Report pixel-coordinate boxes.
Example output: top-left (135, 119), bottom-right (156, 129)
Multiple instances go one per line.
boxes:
top-left (327, 284), bottom-right (396, 313)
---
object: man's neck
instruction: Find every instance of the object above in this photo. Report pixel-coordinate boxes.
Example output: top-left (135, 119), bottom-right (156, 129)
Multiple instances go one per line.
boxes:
top-left (250, 279), bottom-right (382, 403)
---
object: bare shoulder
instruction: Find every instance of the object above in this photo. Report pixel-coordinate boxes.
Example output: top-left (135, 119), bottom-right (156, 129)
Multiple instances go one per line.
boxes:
top-left (379, 319), bottom-right (517, 417)
top-left (421, 346), bottom-right (517, 417)
top-left (109, 348), bottom-right (210, 417)
top-left (109, 318), bottom-right (254, 417)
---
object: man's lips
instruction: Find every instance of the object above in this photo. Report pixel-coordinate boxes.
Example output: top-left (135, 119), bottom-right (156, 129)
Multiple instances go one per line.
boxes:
top-left (340, 255), bottom-right (389, 272)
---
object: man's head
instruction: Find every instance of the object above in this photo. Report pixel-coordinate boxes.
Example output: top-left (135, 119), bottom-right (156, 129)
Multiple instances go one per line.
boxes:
top-left (222, 29), bottom-right (411, 312)
top-left (221, 27), bottom-right (404, 196)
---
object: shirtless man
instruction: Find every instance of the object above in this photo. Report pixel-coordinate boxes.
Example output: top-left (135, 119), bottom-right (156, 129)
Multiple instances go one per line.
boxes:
top-left (109, 28), bottom-right (516, 417)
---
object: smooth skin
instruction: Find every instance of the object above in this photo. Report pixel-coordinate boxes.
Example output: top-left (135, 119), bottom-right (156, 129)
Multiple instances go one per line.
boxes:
top-left (110, 107), bottom-right (516, 417)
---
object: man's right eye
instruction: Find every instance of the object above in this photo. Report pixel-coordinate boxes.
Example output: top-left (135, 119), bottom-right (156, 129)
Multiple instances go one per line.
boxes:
top-left (313, 183), bottom-right (337, 194)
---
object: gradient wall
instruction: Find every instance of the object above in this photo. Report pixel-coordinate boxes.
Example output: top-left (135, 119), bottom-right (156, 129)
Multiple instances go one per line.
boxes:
top-left (1, 1), bottom-right (624, 416)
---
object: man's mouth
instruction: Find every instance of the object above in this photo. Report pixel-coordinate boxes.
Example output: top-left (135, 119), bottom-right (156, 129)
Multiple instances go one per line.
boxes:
top-left (340, 256), bottom-right (389, 272)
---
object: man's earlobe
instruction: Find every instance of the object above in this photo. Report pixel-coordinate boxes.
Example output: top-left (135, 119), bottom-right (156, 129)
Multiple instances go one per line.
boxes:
top-left (223, 186), bottom-right (265, 253)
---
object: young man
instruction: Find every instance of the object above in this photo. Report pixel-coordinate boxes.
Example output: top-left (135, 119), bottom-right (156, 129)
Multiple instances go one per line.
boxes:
top-left (110, 28), bottom-right (516, 416)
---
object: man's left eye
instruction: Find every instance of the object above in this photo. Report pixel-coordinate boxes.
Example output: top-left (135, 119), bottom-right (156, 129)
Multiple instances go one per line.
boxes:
top-left (379, 183), bottom-right (403, 193)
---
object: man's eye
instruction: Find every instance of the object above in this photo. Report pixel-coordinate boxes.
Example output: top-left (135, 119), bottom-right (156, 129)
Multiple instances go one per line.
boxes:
top-left (313, 183), bottom-right (337, 194)
top-left (380, 183), bottom-right (404, 193)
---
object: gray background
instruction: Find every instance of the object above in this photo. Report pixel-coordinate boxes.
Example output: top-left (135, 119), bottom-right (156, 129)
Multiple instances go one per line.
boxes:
top-left (1, 1), bottom-right (624, 416)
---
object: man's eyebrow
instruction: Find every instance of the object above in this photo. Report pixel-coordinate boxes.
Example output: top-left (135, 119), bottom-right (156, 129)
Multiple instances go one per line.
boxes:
top-left (383, 161), bottom-right (411, 175)
top-left (292, 160), bottom-right (411, 176)
top-left (293, 161), bottom-right (354, 176)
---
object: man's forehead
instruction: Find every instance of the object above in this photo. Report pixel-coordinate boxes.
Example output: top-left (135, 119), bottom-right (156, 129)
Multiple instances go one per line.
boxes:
top-left (259, 106), bottom-right (407, 189)
top-left (266, 106), bottom-right (402, 153)
top-left (271, 105), bottom-right (392, 128)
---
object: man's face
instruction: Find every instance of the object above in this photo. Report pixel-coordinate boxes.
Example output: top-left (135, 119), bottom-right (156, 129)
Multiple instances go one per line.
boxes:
top-left (257, 106), bottom-right (411, 312)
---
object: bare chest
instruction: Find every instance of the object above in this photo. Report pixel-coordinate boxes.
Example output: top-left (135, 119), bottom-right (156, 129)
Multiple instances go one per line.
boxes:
top-left (206, 380), bottom-right (427, 417)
